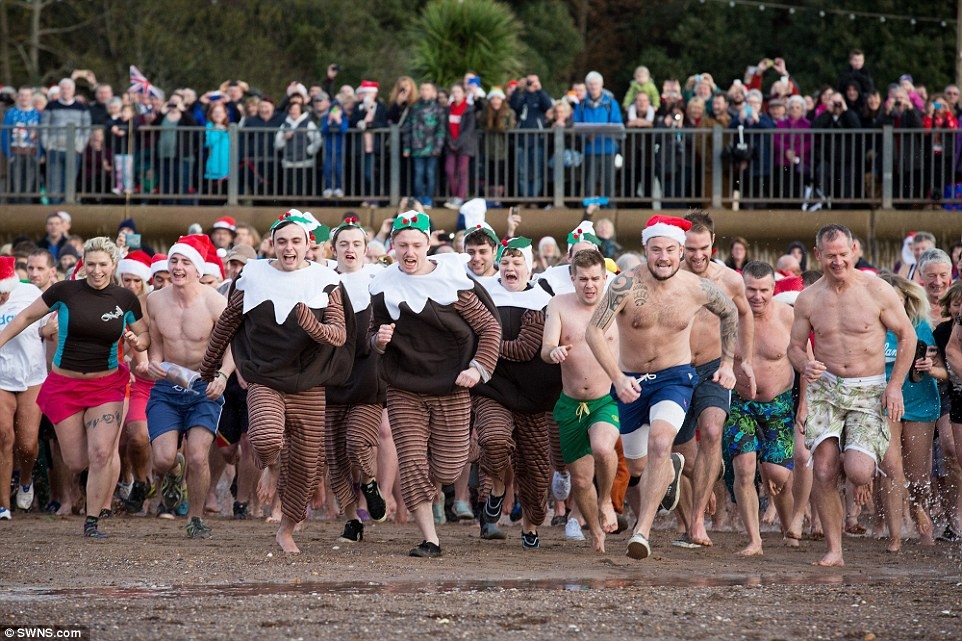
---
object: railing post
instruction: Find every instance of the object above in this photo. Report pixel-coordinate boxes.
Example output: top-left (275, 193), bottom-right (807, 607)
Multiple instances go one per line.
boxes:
top-left (227, 124), bottom-right (239, 206)
top-left (389, 125), bottom-right (400, 207)
top-left (552, 128), bottom-right (564, 209)
top-left (881, 125), bottom-right (893, 210)
top-left (64, 123), bottom-right (77, 204)
top-left (711, 125), bottom-right (723, 209)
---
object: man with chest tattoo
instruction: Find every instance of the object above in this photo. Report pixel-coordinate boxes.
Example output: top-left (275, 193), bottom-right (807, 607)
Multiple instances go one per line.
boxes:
top-left (586, 215), bottom-right (738, 560)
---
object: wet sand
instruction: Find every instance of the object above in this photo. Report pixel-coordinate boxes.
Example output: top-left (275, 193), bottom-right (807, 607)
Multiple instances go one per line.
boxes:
top-left (2, 512), bottom-right (961, 640)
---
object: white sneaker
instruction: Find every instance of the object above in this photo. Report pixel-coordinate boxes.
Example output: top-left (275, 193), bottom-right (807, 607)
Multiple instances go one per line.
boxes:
top-left (565, 517), bottom-right (585, 541)
top-left (0, 507), bottom-right (11, 520)
top-left (322, 188), bottom-right (333, 198)
top-left (332, 188), bottom-right (344, 198)
top-left (552, 471), bottom-right (571, 501)
top-left (16, 483), bottom-right (34, 511)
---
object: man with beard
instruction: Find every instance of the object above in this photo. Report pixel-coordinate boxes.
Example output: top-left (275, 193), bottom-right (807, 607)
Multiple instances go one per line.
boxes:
top-left (586, 215), bottom-right (737, 560)
top-left (676, 211), bottom-right (754, 548)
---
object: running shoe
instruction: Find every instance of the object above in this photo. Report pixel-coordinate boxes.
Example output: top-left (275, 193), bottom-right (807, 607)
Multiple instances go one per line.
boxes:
top-left (452, 499), bottom-right (475, 521)
top-left (937, 526), bottom-right (961, 543)
top-left (509, 498), bottom-right (523, 523)
top-left (99, 509), bottom-right (113, 520)
top-left (156, 504), bottom-right (175, 520)
top-left (161, 453), bottom-right (186, 512)
top-left (232, 501), bottom-right (250, 520)
top-left (432, 499), bottom-right (446, 525)
top-left (565, 517), bottom-right (585, 541)
top-left (552, 471), bottom-right (571, 501)
top-left (480, 522), bottom-right (507, 540)
top-left (338, 519), bottom-right (364, 543)
top-left (116, 480), bottom-right (133, 501)
top-left (360, 479), bottom-right (387, 523)
top-left (521, 530), bottom-right (541, 550)
top-left (408, 540), bottom-right (442, 558)
top-left (83, 516), bottom-right (107, 539)
top-left (660, 452), bottom-right (686, 512)
top-left (626, 532), bottom-right (651, 560)
top-left (186, 516), bottom-right (212, 539)
top-left (482, 493), bottom-right (504, 524)
top-left (124, 481), bottom-right (149, 515)
top-left (550, 513), bottom-right (567, 527)
top-left (0, 507), bottom-right (11, 520)
top-left (16, 482), bottom-right (34, 511)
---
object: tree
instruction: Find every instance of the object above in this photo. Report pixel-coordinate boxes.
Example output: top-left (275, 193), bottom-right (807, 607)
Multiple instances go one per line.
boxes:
top-left (409, 0), bottom-right (523, 88)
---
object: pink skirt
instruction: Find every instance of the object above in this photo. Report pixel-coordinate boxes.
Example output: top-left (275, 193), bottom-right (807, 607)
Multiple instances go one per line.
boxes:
top-left (37, 364), bottom-right (130, 425)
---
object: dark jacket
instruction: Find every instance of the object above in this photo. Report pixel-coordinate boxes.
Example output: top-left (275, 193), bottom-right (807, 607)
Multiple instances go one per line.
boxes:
top-left (509, 88), bottom-right (553, 130)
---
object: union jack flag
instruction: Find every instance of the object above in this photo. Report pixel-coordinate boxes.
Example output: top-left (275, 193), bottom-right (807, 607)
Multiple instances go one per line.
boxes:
top-left (129, 65), bottom-right (163, 98)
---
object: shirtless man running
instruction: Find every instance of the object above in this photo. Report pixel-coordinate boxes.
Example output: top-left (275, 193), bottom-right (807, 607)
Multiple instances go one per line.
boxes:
top-left (144, 234), bottom-right (233, 539)
top-left (542, 249), bottom-right (620, 552)
top-left (586, 215), bottom-right (738, 560)
top-left (789, 224), bottom-right (915, 567)
top-left (725, 261), bottom-right (797, 556)
top-left (678, 211), bottom-right (755, 547)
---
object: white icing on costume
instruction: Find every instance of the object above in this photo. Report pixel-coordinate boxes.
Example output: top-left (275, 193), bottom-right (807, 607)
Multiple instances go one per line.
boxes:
top-left (476, 276), bottom-right (552, 311)
top-left (337, 263), bottom-right (382, 312)
top-left (236, 259), bottom-right (340, 324)
top-left (370, 252), bottom-right (475, 321)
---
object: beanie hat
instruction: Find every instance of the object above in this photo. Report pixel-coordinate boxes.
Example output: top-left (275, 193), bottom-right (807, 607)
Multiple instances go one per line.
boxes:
top-left (270, 209), bottom-right (324, 243)
top-left (495, 237), bottom-right (533, 272)
top-left (168, 234), bottom-right (213, 275)
top-left (391, 211), bottom-right (430, 237)
top-left (465, 222), bottom-right (499, 247)
top-left (117, 250), bottom-right (152, 283)
top-left (642, 215), bottom-right (691, 246)
top-left (487, 86), bottom-right (506, 100)
top-left (118, 217), bottom-right (137, 234)
top-left (567, 221), bottom-right (601, 248)
top-left (0, 256), bottom-right (18, 293)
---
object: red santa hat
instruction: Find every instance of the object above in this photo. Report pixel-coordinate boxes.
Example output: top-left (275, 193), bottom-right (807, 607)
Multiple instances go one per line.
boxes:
top-left (0, 256), bottom-right (19, 293)
top-left (117, 250), bottom-right (153, 283)
top-left (150, 253), bottom-right (169, 277)
top-left (773, 275), bottom-right (804, 306)
top-left (168, 234), bottom-right (212, 275)
top-left (203, 243), bottom-right (226, 280)
top-left (208, 216), bottom-right (237, 235)
top-left (642, 215), bottom-right (691, 246)
top-left (356, 80), bottom-right (379, 95)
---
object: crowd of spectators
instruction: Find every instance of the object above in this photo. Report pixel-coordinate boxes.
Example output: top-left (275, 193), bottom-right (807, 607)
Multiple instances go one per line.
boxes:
top-left (2, 52), bottom-right (961, 208)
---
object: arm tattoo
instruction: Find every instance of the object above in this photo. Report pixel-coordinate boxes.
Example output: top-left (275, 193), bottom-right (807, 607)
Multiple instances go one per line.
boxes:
top-left (590, 275), bottom-right (632, 330)
top-left (632, 281), bottom-right (649, 307)
top-left (700, 279), bottom-right (738, 362)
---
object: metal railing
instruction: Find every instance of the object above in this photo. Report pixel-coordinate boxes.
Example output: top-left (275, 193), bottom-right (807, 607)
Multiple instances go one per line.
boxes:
top-left (2, 123), bottom-right (960, 210)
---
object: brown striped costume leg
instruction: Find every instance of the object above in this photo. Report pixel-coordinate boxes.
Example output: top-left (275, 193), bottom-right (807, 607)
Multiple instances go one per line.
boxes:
top-left (388, 386), bottom-right (471, 510)
top-left (546, 411), bottom-right (567, 474)
top-left (275, 386), bottom-right (326, 524)
top-left (511, 411), bottom-right (551, 526)
top-left (325, 403), bottom-right (355, 512)
top-left (473, 395), bottom-right (515, 503)
top-left (248, 383), bottom-right (327, 523)
top-left (345, 403), bottom-right (384, 482)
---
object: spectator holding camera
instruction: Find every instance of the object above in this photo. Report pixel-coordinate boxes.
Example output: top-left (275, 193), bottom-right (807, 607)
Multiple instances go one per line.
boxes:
top-left (509, 73), bottom-right (554, 201)
top-left (811, 89), bottom-right (862, 205)
top-left (880, 87), bottom-right (923, 202)
top-left (729, 89), bottom-right (774, 205)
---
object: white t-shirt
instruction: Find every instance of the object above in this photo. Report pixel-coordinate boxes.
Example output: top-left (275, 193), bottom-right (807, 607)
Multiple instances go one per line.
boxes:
top-left (0, 282), bottom-right (48, 391)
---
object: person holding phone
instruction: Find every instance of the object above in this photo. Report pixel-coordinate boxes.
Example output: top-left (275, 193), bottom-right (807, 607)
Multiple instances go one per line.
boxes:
top-left (922, 94), bottom-right (958, 202)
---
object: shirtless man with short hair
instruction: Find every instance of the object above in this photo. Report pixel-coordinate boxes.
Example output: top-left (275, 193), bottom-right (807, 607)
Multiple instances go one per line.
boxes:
top-left (542, 249), bottom-right (619, 552)
top-left (726, 261), bottom-right (797, 556)
top-left (586, 215), bottom-right (738, 560)
top-left (144, 234), bottom-right (233, 539)
top-left (678, 211), bottom-right (755, 548)
top-left (789, 224), bottom-right (915, 567)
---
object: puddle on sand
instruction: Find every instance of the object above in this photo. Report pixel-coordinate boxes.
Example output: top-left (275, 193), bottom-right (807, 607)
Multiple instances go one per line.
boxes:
top-left (0, 574), bottom-right (937, 602)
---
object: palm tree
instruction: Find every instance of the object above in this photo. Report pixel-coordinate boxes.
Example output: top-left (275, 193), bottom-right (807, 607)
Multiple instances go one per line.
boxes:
top-left (410, 0), bottom-right (523, 89)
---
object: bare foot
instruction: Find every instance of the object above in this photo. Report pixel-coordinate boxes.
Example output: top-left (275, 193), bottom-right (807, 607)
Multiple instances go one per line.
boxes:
top-left (813, 552), bottom-right (845, 567)
top-left (266, 500), bottom-right (282, 524)
top-left (782, 535), bottom-right (800, 548)
top-left (591, 534), bottom-right (606, 554)
top-left (257, 466), bottom-right (278, 505)
top-left (761, 503), bottom-right (777, 526)
top-left (276, 528), bottom-right (300, 554)
top-left (599, 503), bottom-right (618, 534)
top-left (735, 544), bottom-right (764, 557)
top-left (886, 538), bottom-right (901, 553)
top-left (56, 503), bottom-right (73, 517)
top-left (914, 505), bottom-right (935, 546)
top-left (204, 493), bottom-right (221, 515)
top-left (689, 524), bottom-right (714, 547)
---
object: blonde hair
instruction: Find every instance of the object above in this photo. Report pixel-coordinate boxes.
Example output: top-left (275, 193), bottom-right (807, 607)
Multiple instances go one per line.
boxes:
top-left (878, 272), bottom-right (930, 326)
top-left (83, 236), bottom-right (121, 264)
